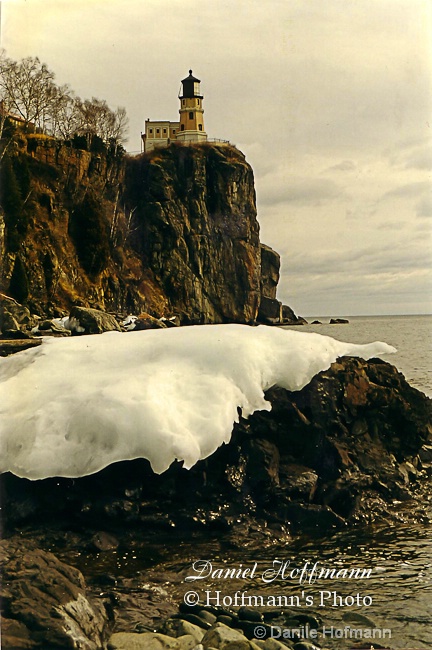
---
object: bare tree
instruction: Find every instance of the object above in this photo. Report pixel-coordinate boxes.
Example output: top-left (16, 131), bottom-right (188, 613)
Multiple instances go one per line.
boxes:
top-left (49, 90), bottom-right (84, 140)
top-left (0, 52), bottom-right (129, 149)
top-left (0, 55), bottom-right (56, 130)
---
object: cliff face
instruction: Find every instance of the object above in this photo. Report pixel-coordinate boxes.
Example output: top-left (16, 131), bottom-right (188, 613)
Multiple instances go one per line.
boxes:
top-left (0, 136), bottom-right (278, 324)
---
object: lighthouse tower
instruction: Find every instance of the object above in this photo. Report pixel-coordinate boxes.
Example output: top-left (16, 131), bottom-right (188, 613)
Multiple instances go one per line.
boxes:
top-left (176, 70), bottom-right (207, 143)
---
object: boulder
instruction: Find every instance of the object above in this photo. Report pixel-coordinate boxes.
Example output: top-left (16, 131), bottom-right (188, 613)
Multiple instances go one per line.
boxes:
top-left (134, 312), bottom-right (168, 330)
top-left (35, 319), bottom-right (71, 337)
top-left (108, 632), bottom-right (197, 649)
top-left (67, 306), bottom-right (121, 334)
top-left (161, 618), bottom-right (205, 642)
top-left (0, 294), bottom-right (38, 334)
top-left (329, 318), bottom-right (349, 324)
top-left (257, 297), bottom-right (282, 324)
top-left (201, 622), bottom-right (251, 649)
top-left (0, 539), bottom-right (109, 649)
top-left (281, 305), bottom-right (306, 325)
top-left (260, 244), bottom-right (280, 300)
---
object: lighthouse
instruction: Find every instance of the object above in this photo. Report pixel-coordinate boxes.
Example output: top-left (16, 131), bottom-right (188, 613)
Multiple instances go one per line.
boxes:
top-left (142, 70), bottom-right (208, 152)
top-left (176, 70), bottom-right (207, 143)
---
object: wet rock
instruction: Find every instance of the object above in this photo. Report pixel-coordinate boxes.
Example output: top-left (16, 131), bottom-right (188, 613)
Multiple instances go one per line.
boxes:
top-left (90, 531), bottom-right (120, 551)
top-left (311, 320), bottom-right (322, 325)
top-left (0, 539), bottom-right (109, 649)
top-left (198, 610), bottom-right (218, 625)
top-left (278, 464), bottom-right (318, 501)
top-left (419, 444), bottom-right (432, 463)
top-left (329, 318), bottom-right (349, 324)
top-left (201, 622), bottom-right (250, 649)
top-left (238, 607), bottom-right (264, 623)
top-left (68, 306), bottom-right (121, 334)
top-left (282, 503), bottom-right (346, 531)
top-left (261, 640), bottom-right (295, 649)
top-left (244, 438), bottom-right (280, 490)
top-left (176, 613), bottom-right (212, 630)
top-left (161, 617), bottom-right (205, 643)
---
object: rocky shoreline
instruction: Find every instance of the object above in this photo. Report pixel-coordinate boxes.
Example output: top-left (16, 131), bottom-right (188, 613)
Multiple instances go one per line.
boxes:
top-left (1, 316), bottom-right (431, 648)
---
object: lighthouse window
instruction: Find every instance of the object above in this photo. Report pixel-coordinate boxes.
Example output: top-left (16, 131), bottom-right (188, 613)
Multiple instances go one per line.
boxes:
top-left (197, 99), bottom-right (200, 106)
top-left (181, 125), bottom-right (185, 131)
top-left (163, 128), bottom-right (167, 134)
top-left (149, 128), bottom-right (153, 134)
top-left (199, 124), bottom-right (203, 131)
top-left (156, 129), bottom-right (160, 134)
top-left (189, 112), bottom-right (193, 120)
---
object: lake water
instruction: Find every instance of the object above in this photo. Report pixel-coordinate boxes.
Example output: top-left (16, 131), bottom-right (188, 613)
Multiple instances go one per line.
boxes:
top-left (288, 314), bottom-right (432, 397)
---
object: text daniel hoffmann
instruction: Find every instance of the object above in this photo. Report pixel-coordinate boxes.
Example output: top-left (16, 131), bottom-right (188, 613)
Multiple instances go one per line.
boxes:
top-left (184, 559), bottom-right (374, 608)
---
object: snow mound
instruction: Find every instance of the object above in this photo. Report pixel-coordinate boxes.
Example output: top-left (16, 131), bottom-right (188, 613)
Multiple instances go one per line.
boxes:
top-left (0, 324), bottom-right (396, 480)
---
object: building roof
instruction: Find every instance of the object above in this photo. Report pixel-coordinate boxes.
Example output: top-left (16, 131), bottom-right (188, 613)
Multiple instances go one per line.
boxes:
top-left (181, 69), bottom-right (200, 83)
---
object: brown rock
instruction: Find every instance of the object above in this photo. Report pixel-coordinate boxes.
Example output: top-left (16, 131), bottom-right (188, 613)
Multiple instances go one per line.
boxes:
top-left (0, 539), bottom-right (109, 649)
top-left (68, 306), bottom-right (121, 334)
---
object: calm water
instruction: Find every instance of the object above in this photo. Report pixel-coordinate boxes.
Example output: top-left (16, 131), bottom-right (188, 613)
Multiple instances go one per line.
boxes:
top-left (289, 314), bottom-right (432, 397)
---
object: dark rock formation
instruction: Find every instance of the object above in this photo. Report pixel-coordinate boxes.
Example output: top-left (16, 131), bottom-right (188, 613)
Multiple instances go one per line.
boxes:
top-left (0, 137), bottom-right (281, 325)
top-left (125, 144), bottom-right (261, 324)
top-left (257, 296), bottom-right (282, 324)
top-left (1, 356), bottom-right (430, 648)
top-left (2, 357), bottom-right (431, 535)
top-left (260, 244), bottom-right (280, 300)
top-left (281, 304), bottom-right (306, 325)
top-left (329, 318), bottom-right (349, 324)
top-left (0, 539), bottom-right (110, 649)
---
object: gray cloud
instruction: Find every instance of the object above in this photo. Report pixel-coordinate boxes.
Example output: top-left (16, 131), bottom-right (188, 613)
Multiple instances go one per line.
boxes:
top-left (416, 195), bottom-right (432, 218)
top-left (260, 177), bottom-right (344, 207)
top-left (382, 181), bottom-right (430, 200)
top-left (325, 160), bottom-right (357, 173)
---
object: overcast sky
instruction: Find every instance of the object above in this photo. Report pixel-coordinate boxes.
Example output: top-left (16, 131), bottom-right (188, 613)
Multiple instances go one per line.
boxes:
top-left (2, 0), bottom-right (431, 316)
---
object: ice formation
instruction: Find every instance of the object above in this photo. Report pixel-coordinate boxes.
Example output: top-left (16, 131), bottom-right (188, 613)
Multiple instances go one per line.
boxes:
top-left (0, 324), bottom-right (396, 480)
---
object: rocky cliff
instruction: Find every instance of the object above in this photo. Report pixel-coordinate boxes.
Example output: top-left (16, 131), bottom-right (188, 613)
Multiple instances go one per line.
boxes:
top-left (0, 135), bottom-right (293, 325)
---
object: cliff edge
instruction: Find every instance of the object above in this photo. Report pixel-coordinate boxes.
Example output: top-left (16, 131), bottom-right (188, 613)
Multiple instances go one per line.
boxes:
top-left (0, 136), bottom-right (295, 325)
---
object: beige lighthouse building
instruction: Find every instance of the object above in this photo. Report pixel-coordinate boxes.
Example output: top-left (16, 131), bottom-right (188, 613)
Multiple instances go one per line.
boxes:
top-left (142, 70), bottom-right (208, 152)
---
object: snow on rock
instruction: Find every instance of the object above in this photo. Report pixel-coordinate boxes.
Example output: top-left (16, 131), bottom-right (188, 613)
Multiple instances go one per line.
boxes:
top-left (0, 324), bottom-right (396, 480)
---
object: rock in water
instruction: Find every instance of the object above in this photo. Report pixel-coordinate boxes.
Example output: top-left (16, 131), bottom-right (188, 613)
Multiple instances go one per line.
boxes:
top-left (0, 539), bottom-right (109, 649)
